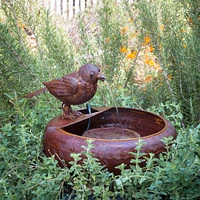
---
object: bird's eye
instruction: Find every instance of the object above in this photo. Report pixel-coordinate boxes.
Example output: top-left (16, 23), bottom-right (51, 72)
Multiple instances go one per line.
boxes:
top-left (90, 72), bottom-right (94, 78)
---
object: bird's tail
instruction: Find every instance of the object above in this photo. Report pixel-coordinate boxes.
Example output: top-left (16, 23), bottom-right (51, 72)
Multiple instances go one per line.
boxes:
top-left (24, 87), bottom-right (47, 98)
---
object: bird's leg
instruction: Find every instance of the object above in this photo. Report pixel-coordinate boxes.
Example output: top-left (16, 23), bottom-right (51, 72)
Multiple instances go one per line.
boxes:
top-left (61, 103), bottom-right (82, 120)
top-left (61, 103), bottom-right (71, 118)
top-left (61, 103), bottom-right (73, 119)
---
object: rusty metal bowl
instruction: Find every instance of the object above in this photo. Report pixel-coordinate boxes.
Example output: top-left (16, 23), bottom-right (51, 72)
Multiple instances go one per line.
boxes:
top-left (43, 107), bottom-right (177, 174)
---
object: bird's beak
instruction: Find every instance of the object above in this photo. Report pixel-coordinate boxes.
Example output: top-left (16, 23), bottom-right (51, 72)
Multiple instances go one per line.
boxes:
top-left (98, 74), bottom-right (106, 81)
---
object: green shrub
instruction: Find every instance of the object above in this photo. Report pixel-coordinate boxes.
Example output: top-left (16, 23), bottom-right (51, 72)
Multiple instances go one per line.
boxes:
top-left (0, 0), bottom-right (199, 199)
top-left (0, 0), bottom-right (75, 119)
top-left (125, 0), bottom-right (200, 125)
top-left (0, 100), bottom-right (199, 199)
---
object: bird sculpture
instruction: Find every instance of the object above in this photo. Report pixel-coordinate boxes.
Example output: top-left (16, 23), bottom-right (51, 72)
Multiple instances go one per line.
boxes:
top-left (25, 64), bottom-right (106, 119)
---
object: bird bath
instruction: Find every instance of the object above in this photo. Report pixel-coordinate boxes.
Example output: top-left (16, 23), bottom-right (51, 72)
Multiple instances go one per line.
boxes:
top-left (43, 107), bottom-right (177, 174)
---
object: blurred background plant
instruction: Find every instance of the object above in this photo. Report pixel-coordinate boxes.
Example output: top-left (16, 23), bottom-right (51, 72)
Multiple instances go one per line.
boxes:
top-left (125, 0), bottom-right (200, 125)
top-left (0, 0), bottom-right (199, 199)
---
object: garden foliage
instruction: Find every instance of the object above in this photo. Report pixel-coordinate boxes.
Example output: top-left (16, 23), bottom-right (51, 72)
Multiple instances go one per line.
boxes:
top-left (0, 0), bottom-right (199, 199)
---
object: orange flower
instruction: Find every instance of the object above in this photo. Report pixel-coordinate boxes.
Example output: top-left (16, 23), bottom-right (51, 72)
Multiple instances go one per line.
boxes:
top-left (119, 46), bottom-right (128, 53)
top-left (120, 26), bottom-right (128, 35)
top-left (146, 45), bottom-right (154, 52)
top-left (181, 29), bottom-right (186, 33)
top-left (143, 37), bottom-right (151, 45)
top-left (144, 75), bottom-right (152, 83)
top-left (126, 50), bottom-right (137, 59)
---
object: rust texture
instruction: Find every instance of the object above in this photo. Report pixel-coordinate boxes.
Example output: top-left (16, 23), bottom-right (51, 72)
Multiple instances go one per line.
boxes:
top-left (25, 64), bottom-right (105, 119)
top-left (43, 107), bottom-right (177, 174)
top-left (83, 127), bottom-right (140, 139)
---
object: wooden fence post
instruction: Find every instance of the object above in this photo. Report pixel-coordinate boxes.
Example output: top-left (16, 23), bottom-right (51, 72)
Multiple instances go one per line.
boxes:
top-left (36, 0), bottom-right (132, 22)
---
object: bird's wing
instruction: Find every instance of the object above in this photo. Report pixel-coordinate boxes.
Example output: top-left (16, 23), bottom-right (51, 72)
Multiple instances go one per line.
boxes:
top-left (43, 76), bottom-right (79, 98)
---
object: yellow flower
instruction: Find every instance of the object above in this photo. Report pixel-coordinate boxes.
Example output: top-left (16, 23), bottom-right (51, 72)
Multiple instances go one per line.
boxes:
top-left (126, 50), bottom-right (137, 59)
top-left (129, 19), bottom-right (133, 23)
top-left (168, 74), bottom-right (173, 81)
top-left (183, 44), bottom-right (187, 48)
top-left (142, 87), bottom-right (147, 91)
top-left (154, 65), bottom-right (161, 70)
top-left (148, 60), bottom-right (155, 66)
top-left (17, 20), bottom-right (22, 25)
top-left (126, 53), bottom-right (136, 59)
top-left (145, 58), bottom-right (154, 66)
top-left (120, 26), bottom-right (128, 35)
top-left (181, 29), bottom-right (186, 33)
top-left (105, 37), bottom-right (110, 43)
top-left (188, 17), bottom-right (193, 23)
top-left (21, 24), bottom-right (25, 29)
top-left (145, 57), bottom-right (150, 65)
top-left (17, 20), bottom-right (25, 29)
top-left (146, 45), bottom-right (154, 52)
top-left (119, 46), bottom-right (128, 53)
top-left (159, 25), bottom-right (165, 31)
top-left (143, 37), bottom-right (151, 45)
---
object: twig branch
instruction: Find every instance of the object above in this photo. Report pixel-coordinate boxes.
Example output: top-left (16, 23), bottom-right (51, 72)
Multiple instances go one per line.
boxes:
top-left (124, 43), bottom-right (142, 88)
top-left (8, 1), bottom-right (27, 53)
top-left (21, 6), bottom-right (47, 67)
top-left (155, 41), bottom-right (176, 102)
top-left (0, 35), bottom-right (29, 70)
